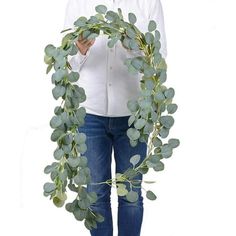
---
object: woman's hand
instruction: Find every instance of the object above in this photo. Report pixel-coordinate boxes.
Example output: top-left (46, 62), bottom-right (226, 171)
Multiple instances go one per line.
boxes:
top-left (75, 34), bottom-right (95, 55)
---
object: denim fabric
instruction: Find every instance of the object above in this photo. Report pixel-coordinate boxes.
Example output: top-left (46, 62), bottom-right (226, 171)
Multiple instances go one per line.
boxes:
top-left (77, 113), bottom-right (148, 236)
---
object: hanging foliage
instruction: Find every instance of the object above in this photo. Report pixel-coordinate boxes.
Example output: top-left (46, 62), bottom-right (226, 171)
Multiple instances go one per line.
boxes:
top-left (43, 5), bottom-right (180, 231)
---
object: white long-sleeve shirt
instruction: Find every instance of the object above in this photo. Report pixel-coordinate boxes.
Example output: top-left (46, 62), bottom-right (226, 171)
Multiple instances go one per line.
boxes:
top-left (63, 0), bottom-right (167, 117)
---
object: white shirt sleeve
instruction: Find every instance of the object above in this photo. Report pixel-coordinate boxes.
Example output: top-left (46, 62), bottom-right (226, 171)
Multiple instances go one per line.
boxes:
top-left (63, 0), bottom-right (91, 72)
top-left (148, 0), bottom-right (168, 59)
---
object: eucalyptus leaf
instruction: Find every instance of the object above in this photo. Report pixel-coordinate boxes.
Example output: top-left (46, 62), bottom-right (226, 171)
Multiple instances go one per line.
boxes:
top-left (148, 20), bottom-right (157, 32)
top-left (168, 138), bottom-right (180, 148)
top-left (128, 13), bottom-right (137, 24)
top-left (167, 103), bottom-right (178, 114)
top-left (146, 190), bottom-right (157, 200)
top-left (126, 190), bottom-right (139, 202)
top-left (95, 5), bottom-right (107, 14)
top-left (68, 71), bottom-right (80, 82)
top-left (160, 115), bottom-right (175, 128)
top-left (127, 128), bottom-right (140, 140)
top-left (134, 118), bottom-right (146, 129)
top-left (130, 154), bottom-right (141, 167)
top-left (43, 182), bottom-right (56, 193)
top-left (52, 85), bottom-right (66, 100)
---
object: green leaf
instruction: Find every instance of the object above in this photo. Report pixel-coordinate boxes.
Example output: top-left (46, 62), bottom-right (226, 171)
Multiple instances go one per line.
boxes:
top-left (46, 64), bottom-right (53, 74)
top-left (44, 162), bottom-right (58, 174)
top-left (108, 37), bottom-right (119, 48)
top-left (69, 44), bottom-right (78, 56)
top-left (68, 71), bottom-right (80, 82)
top-left (130, 154), bottom-right (141, 167)
top-left (167, 104), bottom-right (178, 114)
top-left (74, 172), bottom-right (87, 185)
top-left (50, 116), bottom-right (62, 128)
top-left (134, 118), bottom-right (146, 129)
top-left (116, 184), bottom-right (128, 196)
top-left (131, 57), bottom-right (143, 70)
top-left (143, 121), bottom-right (154, 134)
top-left (78, 186), bottom-right (88, 199)
top-left (126, 190), bottom-right (139, 202)
top-left (153, 161), bottom-right (164, 171)
top-left (76, 107), bottom-right (86, 120)
top-left (95, 13), bottom-right (104, 21)
top-left (138, 166), bottom-right (149, 174)
top-left (78, 156), bottom-right (88, 168)
top-left (117, 8), bottom-right (124, 20)
top-left (50, 129), bottom-right (64, 142)
top-left (126, 28), bottom-right (136, 38)
top-left (127, 100), bottom-right (139, 112)
top-left (144, 78), bottom-right (155, 90)
top-left (127, 128), bottom-right (140, 140)
top-left (159, 127), bottom-right (169, 138)
top-left (62, 134), bottom-right (73, 145)
top-left (128, 115), bottom-right (136, 126)
top-left (95, 5), bottom-right (107, 14)
top-left (87, 192), bottom-right (98, 204)
top-left (145, 32), bottom-right (154, 44)
top-left (53, 148), bottom-right (64, 160)
top-left (52, 85), bottom-right (66, 100)
top-left (54, 56), bottom-right (67, 69)
top-left (74, 132), bottom-right (86, 144)
top-left (62, 144), bottom-right (72, 154)
top-left (94, 212), bottom-right (105, 223)
top-left (52, 69), bottom-right (67, 82)
top-left (152, 137), bottom-right (162, 147)
top-left (160, 115), bottom-right (175, 128)
top-left (148, 20), bottom-right (157, 32)
top-left (130, 139), bottom-right (138, 147)
top-left (44, 55), bottom-right (53, 65)
top-left (151, 111), bottom-right (158, 122)
top-left (74, 17), bottom-right (87, 27)
top-left (53, 191), bottom-right (67, 204)
top-left (73, 208), bottom-right (87, 221)
top-left (43, 182), bottom-right (56, 193)
top-left (105, 11), bottom-right (118, 21)
top-left (129, 39), bottom-right (140, 50)
top-left (168, 138), bottom-right (180, 148)
top-left (54, 106), bottom-right (63, 115)
top-left (44, 44), bottom-right (56, 57)
top-left (144, 66), bottom-right (156, 77)
top-left (87, 33), bottom-right (99, 40)
top-left (67, 156), bottom-right (80, 168)
top-left (164, 87), bottom-right (175, 99)
top-left (128, 13), bottom-right (137, 24)
top-left (77, 198), bottom-right (90, 209)
top-left (160, 144), bottom-right (173, 158)
top-left (154, 91), bottom-right (165, 102)
top-left (77, 143), bottom-right (87, 154)
top-left (154, 52), bottom-right (161, 64)
top-left (146, 190), bottom-right (157, 200)
top-left (84, 218), bottom-right (94, 230)
top-left (155, 30), bottom-right (161, 40)
top-left (146, 154), bottom-right (160, 168)
top-left (65, 200), bottom-right (77, 213)
top-left (159, 70), bottom-right (167, 84)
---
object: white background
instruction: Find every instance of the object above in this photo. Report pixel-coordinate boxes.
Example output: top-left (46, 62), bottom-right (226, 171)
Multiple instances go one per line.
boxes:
top-left (0, 0), bottom-right (235, 235)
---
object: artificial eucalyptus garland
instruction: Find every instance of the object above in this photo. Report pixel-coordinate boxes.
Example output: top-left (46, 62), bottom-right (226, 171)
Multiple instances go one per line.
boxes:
top-left (43, 5), bottom-right (180, 231)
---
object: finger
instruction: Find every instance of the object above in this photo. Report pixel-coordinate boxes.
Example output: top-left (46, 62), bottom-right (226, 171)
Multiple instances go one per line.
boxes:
top-left (78, 38), bottom-right (87, 44)
top-left (84, 39), bottom-right (95, 47)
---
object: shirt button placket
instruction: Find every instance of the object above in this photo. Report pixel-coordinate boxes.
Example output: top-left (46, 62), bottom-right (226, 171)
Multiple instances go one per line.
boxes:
top-left (107, 0), bottom-right (116, 115)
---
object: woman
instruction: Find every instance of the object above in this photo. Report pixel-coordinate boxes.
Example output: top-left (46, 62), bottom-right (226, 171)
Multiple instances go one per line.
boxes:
top-left (63, 0), bottom-right (167, 235)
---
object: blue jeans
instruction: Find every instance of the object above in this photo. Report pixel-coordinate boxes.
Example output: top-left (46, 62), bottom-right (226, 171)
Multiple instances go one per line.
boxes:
top-left (77, 113), bottom-right (148, 236)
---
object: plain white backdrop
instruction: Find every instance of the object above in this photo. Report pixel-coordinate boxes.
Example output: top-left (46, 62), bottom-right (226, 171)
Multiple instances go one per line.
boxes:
top-left (0, 0), bottom-right (235, 235)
